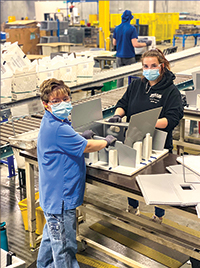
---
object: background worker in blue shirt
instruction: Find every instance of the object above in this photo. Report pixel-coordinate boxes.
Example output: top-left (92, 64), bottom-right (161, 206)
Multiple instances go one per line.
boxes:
top-left (113, 10), bottom-right (152, 87)
top-left (37, 78), bottom-right (116, 268)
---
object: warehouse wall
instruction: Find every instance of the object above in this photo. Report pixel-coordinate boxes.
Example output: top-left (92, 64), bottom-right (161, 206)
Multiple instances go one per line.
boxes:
top-left (1, 1), bottom-right (200, 24)
top-left (155, 1), bottom-right (200, 13)
top-left (1, 1), bottom-right (97, 23)
top-left (1, 1), bottom-right (35, 23)
top-left (78, 2), bottom-right (98, 21)
top-left (110, 1), bottom-right (150, 14)
top-left (110, 1), bottom-right (200, 14)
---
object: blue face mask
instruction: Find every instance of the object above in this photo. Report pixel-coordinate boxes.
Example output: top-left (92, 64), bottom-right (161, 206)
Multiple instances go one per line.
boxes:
top-left (51, 101), bottom-right (73, 120)
top-left (143, 69), bottom-right (160, 81)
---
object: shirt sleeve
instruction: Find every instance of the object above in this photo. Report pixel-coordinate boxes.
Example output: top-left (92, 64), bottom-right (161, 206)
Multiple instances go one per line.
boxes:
top-left (131, 26), bottom-right (138, 40)
top-left (161, 87), bottom-right (183, 132)
top-left (56, 124), bottom-right (88, 158)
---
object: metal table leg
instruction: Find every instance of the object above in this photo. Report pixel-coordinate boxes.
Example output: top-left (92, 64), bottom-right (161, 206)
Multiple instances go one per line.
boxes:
top-left (25, 160), bottom-right (36, 248)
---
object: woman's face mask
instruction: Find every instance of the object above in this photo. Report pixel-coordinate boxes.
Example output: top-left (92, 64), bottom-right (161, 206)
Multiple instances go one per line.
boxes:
top-left (46, 93), bottom-right (72, 120)
top-left (51, 101), bottom-right (73, 120)
top-left (143, 69), bottom-right (160, 81)
top-left (142, 57), bottom-right (162, 81)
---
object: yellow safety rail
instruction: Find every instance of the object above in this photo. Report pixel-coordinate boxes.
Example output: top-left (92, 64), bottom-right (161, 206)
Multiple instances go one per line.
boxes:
top-left (179, 20), bottom-right (200, 26)
top-left (99, 1), bottom-right (110, 50)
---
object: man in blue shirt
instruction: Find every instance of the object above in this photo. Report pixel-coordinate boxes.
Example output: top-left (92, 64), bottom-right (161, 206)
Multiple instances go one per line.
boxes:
top-left (37, 78), bottom-right (116, 268)
top-left (113, 10), bottom-right (150, 87)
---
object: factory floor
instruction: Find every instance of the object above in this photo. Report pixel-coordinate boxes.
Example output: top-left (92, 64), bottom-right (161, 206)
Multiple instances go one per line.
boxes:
top-left (1, 38), bottom-right (200, 268)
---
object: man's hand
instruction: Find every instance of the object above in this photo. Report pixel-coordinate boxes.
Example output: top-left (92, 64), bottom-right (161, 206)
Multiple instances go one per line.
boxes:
top-left (81, 130), bottom-right (95, 139)
top-left (108, 115), bottom-right (122, 123)
top-left (105, 135), bottom-right (117, 147)
top-left (146, 40), bottom-right (152, 47)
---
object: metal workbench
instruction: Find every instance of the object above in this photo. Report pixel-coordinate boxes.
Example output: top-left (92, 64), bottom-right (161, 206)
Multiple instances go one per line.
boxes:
top-left (173, 33), bottom-right (200, 49)
top-left (19, 148), bottom-right (200, 267)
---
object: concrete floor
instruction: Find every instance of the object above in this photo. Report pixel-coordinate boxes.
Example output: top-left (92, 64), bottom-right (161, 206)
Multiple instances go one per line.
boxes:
top-left (1, 38), bottom-right (200, 268)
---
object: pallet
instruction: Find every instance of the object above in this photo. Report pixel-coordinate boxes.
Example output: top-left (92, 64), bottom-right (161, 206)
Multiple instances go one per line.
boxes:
top-left (84, 44), bottom-right (97, 48)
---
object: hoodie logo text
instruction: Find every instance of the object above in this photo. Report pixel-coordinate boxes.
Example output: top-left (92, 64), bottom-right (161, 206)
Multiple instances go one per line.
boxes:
top-left (149, 93), bottom-right (162, 103)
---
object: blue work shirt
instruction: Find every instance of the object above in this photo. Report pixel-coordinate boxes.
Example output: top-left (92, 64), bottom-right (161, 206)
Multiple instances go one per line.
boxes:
top-left (37, 110), bottom-right (88, 214)
top-left (113, 22), bottom-right (138, 58)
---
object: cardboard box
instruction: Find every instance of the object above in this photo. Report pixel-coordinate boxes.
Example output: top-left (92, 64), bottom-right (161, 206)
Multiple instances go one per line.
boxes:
top-left (5, 20), bottom-right (40, 55)
top-left (5, 20), bottom-right (37, 28)
top-left (40, 30), bottom-right (57, 37)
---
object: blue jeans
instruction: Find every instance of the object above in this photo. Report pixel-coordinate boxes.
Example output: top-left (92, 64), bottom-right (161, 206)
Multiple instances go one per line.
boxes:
top-left (37, 208), bottom-right (79, 268)
top-left (128, 198), bottom-right (165, 218)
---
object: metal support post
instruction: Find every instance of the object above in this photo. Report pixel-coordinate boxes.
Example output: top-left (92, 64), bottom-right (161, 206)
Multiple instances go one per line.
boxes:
top-left (7, 156), bottom-right (16, 178)
top-left (25, 161), bottom-right (36, 248)
top-left (57, 19), bottom-right (60, 42)
top-left (99, 1), bottom-right (110, 50)
top-left (136, 19), bottom-right (139, 35)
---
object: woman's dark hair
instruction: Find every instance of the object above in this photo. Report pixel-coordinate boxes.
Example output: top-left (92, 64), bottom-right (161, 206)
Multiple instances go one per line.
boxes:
top-left (40, 78), bottom-right (71, 103)
top-left (141, 48), bottom-right (170, 77)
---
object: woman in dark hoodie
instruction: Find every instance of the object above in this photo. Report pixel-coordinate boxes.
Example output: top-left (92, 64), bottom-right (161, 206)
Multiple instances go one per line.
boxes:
top-left (108, 48), bottom-right (184, 222)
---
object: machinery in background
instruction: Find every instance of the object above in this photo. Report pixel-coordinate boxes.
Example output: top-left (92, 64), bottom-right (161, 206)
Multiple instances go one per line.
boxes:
top-left (185, 71), bottom-right (200, 108)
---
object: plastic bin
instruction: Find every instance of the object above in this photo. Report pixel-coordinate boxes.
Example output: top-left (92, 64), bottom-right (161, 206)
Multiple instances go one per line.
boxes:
top-left (1, 75), bottom-right (12, 103)
top-left (12, 68), bottom-right (38, 101)
top-left (18, 192), bottom-right (46, 235)
top-left (40, 36), bottom-right (59, 44)
top-left (11, 99), bottom-right (44, 117)
top-left (102, 80), bottom-right (117, 92)
top-left (0, 222), bottom-right (9, 251)
top-left (37, 65), bottom-right (60, 86)
top-left (8, 129), bottom-right (39, 169)
top-left (1, 32), bottom-right (6, 41)
top-left (60, 21), bottom-right (69, 30)
top-left (40, 21), bottom-right (58, 31)
top-left (59, 64), bottom-right (77, 87)
top-left (60, 35), bottom-right (70, 43)
top-left (76, 57), bottom-right (94, 84)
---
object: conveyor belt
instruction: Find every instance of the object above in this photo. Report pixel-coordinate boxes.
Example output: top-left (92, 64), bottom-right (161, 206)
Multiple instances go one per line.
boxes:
top-left (69, 46), bottom-right (200, 92)
top-left (0, 74), bottom-right (193, 149)
top-left (0, 86), bottom-right (126, 148)
top-left (0, 117), bottom-right (42, 147)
